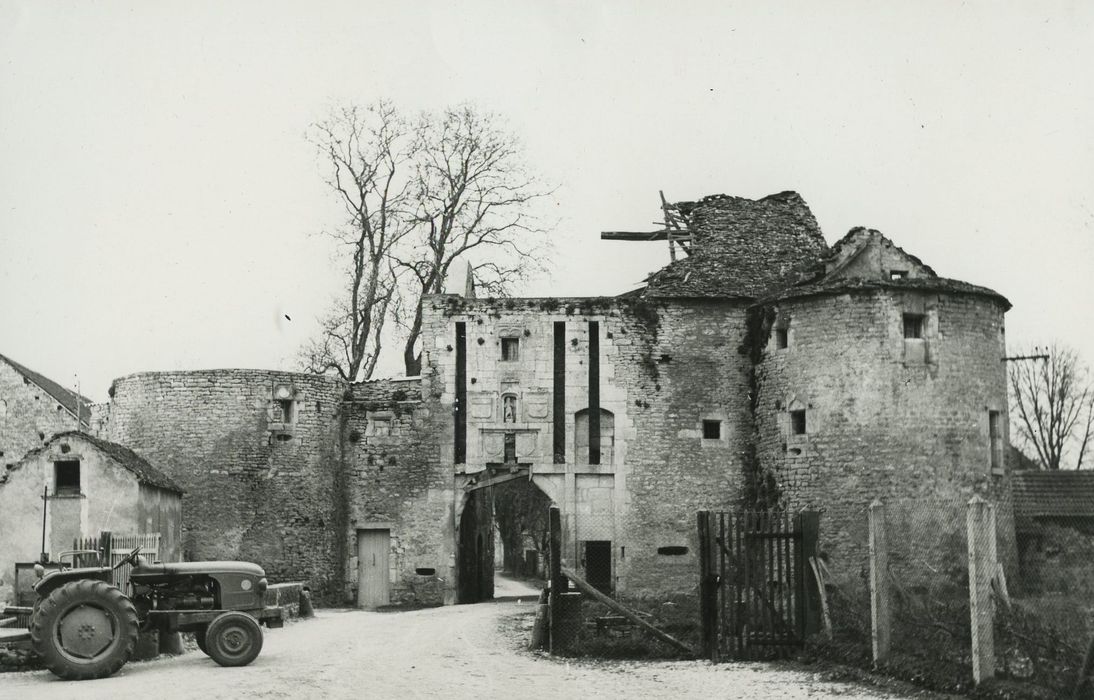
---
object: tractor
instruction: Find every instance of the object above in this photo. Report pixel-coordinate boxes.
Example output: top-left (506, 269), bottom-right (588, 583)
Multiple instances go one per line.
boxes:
top-left (28, 546), bottom-right (283, 680)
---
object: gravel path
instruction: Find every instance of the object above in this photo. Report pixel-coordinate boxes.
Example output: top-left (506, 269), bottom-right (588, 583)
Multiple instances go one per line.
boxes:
top-left (0, 595), bottom-right (916, 699)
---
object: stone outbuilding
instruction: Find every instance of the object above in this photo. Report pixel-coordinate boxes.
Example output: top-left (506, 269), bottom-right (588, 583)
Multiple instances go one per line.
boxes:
top-left (0, 431), bottom-right (183, 605)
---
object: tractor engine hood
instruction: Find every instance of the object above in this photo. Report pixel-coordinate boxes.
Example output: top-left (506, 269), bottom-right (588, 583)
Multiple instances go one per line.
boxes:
top-left (131, 560), bottom-right (266, 579)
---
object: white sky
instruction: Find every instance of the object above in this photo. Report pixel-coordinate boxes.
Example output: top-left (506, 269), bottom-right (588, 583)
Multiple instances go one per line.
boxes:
top-left (2, 1), bottom-right (1092, 401)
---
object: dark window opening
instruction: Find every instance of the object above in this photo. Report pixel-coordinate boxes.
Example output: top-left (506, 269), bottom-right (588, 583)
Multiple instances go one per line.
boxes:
top-left (890, 270), bottom-right (908, 280)
top-left (702, 420), bottom-right (722, 440)
top-left (501, 337), bottom-right (519, 361)
top-left (657, 546), bottom-right (689, 556)
top-left (903, 313), bottom-right (925, 339)
top-left (776, 328), bottom-right (788, 349)
top-left (989, 410), bottom-right (1003, 472)
top-left (277, 399), bottom-right (294, 423)
top-left (504, 432), bottom-right (517, 464)
top-left (415, 567), bottom-right (436, 576)
top-left (54, 460), bottom-right (80, 496)
top-left (275, 433), bottom-right (292, 442)
top-left (790, 410), bottom-right (807, 435)
top-left (583, 541), bottom-right (612, 595)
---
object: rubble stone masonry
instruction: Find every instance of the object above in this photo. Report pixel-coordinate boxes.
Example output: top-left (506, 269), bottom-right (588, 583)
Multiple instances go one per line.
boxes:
top-left (104, 370), bottom-right (348, 600)
top-left (753, 289), bottom-right (1012, 582)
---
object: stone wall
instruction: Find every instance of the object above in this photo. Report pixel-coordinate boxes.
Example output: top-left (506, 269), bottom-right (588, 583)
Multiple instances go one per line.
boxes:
top-left (104, 370), bottom-right (348, 601)
top-left (0, 360), bottom-right (82, 469)
top-left (752, 288), bottom-right (1012, 583)
top-left (421, 294), bottom-right (752, 598)
top-left (342, 377), bottom-right (451, 606)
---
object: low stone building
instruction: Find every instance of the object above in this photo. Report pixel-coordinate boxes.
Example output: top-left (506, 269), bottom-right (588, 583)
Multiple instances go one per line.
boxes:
top-left (2, 190), bottom-right (1016, 607)
top-left (0, 431), bottom-right (183, 605)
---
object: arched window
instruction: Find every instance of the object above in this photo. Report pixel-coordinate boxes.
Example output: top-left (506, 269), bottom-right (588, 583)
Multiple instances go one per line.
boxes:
top-left (575, 408), bottom-right (615, 465)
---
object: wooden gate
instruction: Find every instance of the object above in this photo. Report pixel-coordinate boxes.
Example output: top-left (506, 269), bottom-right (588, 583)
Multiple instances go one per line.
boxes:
top-left (71, 532), bottom-right (161, 595)
top-left (697, 511), bottom-right (820, 660)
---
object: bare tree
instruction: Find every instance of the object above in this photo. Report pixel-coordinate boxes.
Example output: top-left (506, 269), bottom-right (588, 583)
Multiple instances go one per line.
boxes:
top-left (1009, 342), bottom-right (1094, 470)
top-left (300, 102), bottom-right (414, 381)
top-left (397, 105), bottom-right (553, 375)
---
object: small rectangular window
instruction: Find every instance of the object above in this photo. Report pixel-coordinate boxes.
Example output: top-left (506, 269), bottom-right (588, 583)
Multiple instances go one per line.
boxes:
top-left (503, 432), bottom-right (517, 464)
top-left (989, 410), bottom-right (1003, 472)
top-left (277, 399), bottom-right (294, 423)
top-left (790, 410), bottom-right (807, 435)
top-left (890, 270), bottom-right (908, 280)
top-left (775, 328), bottom-right (788, 349)
top-left (501, 337), bottom-right (519, 361)
top-left (903, 313), bottom-right (925, 339)
top-left (702, 420), bottom-right (721, 440)
top-left (54, 460), bottom-right (80, 496)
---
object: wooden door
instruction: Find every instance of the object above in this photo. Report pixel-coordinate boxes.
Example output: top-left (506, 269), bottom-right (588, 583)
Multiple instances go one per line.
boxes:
top-left (357, 528), bottom-right (390, 608)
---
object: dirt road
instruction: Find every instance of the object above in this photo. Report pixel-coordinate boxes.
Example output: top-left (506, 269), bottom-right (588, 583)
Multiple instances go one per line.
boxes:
top-left (1, 592), bottom-right (914, 699)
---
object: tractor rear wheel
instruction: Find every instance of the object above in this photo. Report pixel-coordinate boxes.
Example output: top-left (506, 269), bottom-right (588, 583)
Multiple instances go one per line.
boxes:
top-left (204, 611), bottom-right (263, 667)
top-left (30, 580), bottom-right (139, 680)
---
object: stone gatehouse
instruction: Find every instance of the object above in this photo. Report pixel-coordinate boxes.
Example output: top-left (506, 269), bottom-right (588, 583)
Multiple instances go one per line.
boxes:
top-left (2, 191), bottom-right (1015, 606)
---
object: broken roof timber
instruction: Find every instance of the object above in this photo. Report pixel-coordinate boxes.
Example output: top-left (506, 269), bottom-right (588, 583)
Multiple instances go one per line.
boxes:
top-left (601, 230), bottom-right (674, 241)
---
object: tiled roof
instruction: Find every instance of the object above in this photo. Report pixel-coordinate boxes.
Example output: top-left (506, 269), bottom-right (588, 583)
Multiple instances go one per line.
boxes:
top-left (1011, 470), bottom-right (1094, 518)
top-left (765, 275), bottom-right (1012, 309)
top-left (0, 353), bottom-right (93, 425)
top-left (51, 431), bottom-right (183, 493)
top-left (642, 191), bottom-right (828, 299)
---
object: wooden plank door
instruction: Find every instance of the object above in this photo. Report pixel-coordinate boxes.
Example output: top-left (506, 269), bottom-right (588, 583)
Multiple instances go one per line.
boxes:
top-left (357, 529), bottom-right (390, 608)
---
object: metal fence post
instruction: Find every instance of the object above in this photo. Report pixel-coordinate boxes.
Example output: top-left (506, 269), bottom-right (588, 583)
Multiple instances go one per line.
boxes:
top-left (548, 506), bottom-right (562, 654)
top-left (967, 495), bottom-right (996, 684)
top-left (868, 499), bottom-right (891, 663)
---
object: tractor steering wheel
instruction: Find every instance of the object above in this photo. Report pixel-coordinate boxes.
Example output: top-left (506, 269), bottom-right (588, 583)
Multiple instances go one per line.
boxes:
top-left (113, 546), bottom-right (142, 570)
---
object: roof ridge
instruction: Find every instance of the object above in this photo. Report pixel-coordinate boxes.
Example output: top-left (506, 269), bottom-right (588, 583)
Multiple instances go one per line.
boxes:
top-left (0, 352), bottom-right (93, 425)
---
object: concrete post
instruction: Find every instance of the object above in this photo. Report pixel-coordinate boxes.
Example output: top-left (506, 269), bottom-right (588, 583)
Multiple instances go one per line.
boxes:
top-left (868, 499), bottom-right (891, 664)
top-left (967, 495), bottom-right (996, 684)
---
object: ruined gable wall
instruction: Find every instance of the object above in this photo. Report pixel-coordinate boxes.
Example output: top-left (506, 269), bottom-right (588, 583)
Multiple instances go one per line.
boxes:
top-left (0, 361), bottom-right (82, 468)
top-left (753, 289), bottom-right (1011, 584)
top-left (421, 295), bottom-right (752, 598)
top-left (342, 378), bottom-right (451, 606)
top-left (105, 370), bottom-right (348, 601)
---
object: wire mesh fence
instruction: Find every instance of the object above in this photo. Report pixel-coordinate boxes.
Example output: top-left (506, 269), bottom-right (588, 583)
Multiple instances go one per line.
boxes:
top-left (809, 494), bottom-right (1094, 698)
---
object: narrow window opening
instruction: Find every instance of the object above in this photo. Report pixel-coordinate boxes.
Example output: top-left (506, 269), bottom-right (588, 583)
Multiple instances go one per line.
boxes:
top-left (790, 410), bottom-right (807, 435)
top-left (890, 270), bottom-right (908, 280)
top-left (775, 328), bottom-right (789, 349)
top-left (657, 546), bottom-right (689, 556)
top-left (503, 432), bottom-right (517, 464)
top-left (702, 419), bottom-right (722, 440)
top-left (277, 399), bottom-right (294, 423)
top-left (501, 337), bottom-right (520, 361)
top-left (989, 410), bottom-right (1003, 472)
top-left (275, 433), bottom-right (292, 442)
top-left (903, 313), bottom-right (925, 339)
top-left (415, 567), bottom-right (436, 576)
top-left (54, 460), bottom-right (80, 496)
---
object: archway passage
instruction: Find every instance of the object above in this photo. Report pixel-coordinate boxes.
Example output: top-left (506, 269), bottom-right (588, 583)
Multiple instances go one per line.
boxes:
top-left (457, 473), bottom-right (552, 604)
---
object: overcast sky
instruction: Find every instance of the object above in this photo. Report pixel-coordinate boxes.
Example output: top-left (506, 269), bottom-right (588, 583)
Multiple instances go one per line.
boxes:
top-left (2, 1), bottom-right (1091, 401)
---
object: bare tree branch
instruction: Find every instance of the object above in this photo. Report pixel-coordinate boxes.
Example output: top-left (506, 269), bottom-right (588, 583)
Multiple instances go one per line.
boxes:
top-left (298, 102), bottom-right (414, 382)
top-left (1009, 342), bottom-right (1094, 470)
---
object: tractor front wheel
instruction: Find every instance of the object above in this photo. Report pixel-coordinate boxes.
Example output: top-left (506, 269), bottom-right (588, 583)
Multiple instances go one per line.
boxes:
top-left (30, 580), bottom-right (139, 680)
top-left (204, 611), bottom-right (263, 667)
top-left (193, 628), bottom-right (209, 655)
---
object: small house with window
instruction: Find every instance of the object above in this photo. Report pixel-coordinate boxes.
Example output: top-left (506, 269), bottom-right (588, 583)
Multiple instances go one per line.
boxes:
top-left (0, 431), bottom-right (182, 605)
